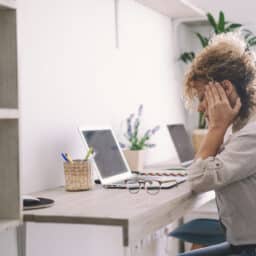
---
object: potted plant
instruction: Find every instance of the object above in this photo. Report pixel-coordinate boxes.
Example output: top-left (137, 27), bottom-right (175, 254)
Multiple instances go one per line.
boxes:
top-left (120, 104), bottom-right (160, 171)
top-left (180, 11), bottom-right (256, 152)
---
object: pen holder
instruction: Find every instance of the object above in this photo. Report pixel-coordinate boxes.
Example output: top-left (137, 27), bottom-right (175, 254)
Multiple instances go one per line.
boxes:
top-left (64, 160), bottom-right (93, 191)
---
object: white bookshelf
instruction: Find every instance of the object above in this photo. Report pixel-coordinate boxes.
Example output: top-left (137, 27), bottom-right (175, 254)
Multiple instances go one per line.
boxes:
top-left (0, 1), bottom-right (20, 233)
top-left (0, 108), bottom-right (19, 119)
top-left (0, 219), bottom-right (20, 233)
top-left (135, 0), bottom-right (204, 18)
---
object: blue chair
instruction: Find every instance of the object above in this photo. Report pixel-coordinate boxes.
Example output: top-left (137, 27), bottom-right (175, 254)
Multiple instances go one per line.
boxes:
top-left (178, 242), bottom-right (256, 256)
top-left (169, 219), bottom-right (226, 247)
top-left (177, 242), bottom-right (236, 255)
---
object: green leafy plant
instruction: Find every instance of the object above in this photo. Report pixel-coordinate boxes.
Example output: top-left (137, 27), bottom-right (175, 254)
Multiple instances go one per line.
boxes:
top-left (120, 105), bottom-right (160, 150)
top-left (180, 11), bottom-right (256, 129)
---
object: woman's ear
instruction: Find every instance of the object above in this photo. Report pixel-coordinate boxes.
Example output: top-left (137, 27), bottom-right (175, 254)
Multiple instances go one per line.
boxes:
top-left (221, 80), bottom-right (233, 96)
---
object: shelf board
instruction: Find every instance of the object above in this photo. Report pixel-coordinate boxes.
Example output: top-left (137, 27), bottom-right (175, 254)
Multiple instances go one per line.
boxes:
top-left (0, 219), bottom-right (20, 233)
top-left (135, 0), bottom-right (204, 18)
top-left (0, 0), bottom-right (16, 10)
top-left (0, 108), bottom-right (19, 119)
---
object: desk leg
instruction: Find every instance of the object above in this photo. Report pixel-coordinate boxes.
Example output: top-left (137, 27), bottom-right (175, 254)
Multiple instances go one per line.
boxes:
top-left (123, 246), bottom-right (132, 256)
top-left (178, 218), bottom-right (185, 253)
top-left (17, 223), bottom-right (26, 256)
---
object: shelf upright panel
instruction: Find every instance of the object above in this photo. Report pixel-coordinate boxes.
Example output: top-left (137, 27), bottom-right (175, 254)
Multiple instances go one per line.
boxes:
top-left (0, 2), bottom-right (20, 232)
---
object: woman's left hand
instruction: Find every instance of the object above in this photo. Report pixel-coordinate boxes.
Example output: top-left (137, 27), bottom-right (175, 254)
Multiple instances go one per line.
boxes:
top-left (205, 82), bottom-right (241, 131)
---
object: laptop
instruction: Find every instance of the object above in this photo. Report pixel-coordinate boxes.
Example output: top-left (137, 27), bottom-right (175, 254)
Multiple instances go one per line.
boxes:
top-left (79, 126), bottom-right (187, 189)
top-left (167, 124), bottom-right (195, 168)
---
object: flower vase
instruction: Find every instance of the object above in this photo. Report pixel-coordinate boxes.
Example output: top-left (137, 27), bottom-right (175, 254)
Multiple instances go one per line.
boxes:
top-left (123, 149), bottom-right (145, 171)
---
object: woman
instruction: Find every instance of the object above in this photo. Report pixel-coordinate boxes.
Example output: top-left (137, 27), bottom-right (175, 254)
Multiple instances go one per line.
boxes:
top-left (185, 32), bottom-right (256, 255)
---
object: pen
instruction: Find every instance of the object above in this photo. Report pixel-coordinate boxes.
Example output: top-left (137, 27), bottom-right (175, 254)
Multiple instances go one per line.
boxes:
top-left (85, 147), bottom-right (94, 161)
top-left (65, 153), bottom-right (73, 163)
top-left (61, 152), bottom-right (69, 163)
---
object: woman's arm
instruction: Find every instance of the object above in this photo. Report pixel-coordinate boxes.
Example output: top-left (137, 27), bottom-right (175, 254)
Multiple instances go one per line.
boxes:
top-left (195, 127), bottom-right (226, 160)
top-left (188, 129), bottom-right (256, 192)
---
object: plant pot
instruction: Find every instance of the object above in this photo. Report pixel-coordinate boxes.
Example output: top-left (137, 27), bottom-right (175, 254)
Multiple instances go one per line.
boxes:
top-left (123, 149), bottom-right (146, 171)
top-left (192, 129), bottom-right (208, 153)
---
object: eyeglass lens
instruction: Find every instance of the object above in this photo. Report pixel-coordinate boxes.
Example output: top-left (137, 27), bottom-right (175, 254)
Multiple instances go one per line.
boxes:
top-left (126, 179), bottom-right (161, 195)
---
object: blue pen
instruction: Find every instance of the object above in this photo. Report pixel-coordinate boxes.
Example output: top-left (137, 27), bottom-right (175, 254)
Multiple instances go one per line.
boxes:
top-left (61, 152), bottom-right (69, 163)
top-left (65, 153), bottom-right (73, 163)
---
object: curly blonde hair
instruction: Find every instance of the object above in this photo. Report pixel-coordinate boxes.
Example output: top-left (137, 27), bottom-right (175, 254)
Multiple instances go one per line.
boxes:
top-left (184, 32), bottom-right (256, 120)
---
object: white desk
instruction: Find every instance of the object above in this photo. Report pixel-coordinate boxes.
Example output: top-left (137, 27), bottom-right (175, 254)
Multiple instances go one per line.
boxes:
top-left (21, 182), bottom-right (215, 256)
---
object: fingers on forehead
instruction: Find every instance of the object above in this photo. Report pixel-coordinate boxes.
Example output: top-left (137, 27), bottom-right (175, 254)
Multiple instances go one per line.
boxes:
top-left (212, 84), bottom-right (221, 98)
top-left (206, 85), bottom-right (214, 98)
top-left (205, 89), bottom-right (213, 105)
top-left (216, 83), bottom-right (229, 100)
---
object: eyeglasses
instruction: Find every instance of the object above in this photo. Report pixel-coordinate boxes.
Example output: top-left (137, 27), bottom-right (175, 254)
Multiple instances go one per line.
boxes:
top-left (125, 178), bottom-right (178, 195)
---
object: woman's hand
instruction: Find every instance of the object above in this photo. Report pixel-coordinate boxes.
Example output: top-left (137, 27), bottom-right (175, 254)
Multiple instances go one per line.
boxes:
top-left (205, 82), bottom-right (241, 131)
top-left (195, 82), bottom-right (241, 159)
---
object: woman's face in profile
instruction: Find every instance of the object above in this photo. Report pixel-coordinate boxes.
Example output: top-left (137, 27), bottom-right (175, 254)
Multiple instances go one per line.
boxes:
top-left (193, 80), bottom-right (209, 118)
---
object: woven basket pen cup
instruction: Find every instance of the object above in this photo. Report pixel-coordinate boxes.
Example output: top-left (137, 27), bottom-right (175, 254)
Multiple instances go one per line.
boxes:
top-left (64, 160), bottom-right (93, 191)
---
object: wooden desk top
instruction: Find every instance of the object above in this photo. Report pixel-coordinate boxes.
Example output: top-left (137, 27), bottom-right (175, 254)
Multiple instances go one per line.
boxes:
top-left (23, 183), bottom-right (215, 246)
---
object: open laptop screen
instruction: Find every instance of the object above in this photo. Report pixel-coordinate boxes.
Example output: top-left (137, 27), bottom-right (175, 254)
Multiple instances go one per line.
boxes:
top-left (167, 124), bottom-right (195, 163)
top-left (82, 129), bottom-right (129, 179)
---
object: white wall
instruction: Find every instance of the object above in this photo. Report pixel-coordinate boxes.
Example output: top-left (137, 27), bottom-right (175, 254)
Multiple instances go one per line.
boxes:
top-left (17, 0), bottom-right (185, 194)
top-left (11, 2), bottom-right (184, 256)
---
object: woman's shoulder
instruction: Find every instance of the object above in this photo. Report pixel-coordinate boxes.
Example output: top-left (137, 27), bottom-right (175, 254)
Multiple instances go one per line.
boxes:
top-left (224, 120), bottom-right (256, 154)
top-left (233, 119), bottom-right (256, 138)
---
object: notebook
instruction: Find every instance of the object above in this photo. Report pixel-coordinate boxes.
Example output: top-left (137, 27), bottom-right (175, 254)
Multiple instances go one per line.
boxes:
top-left (79, 126), bottom-right (187, 189)
top-left (167, 124), bottom-right (195, 168)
